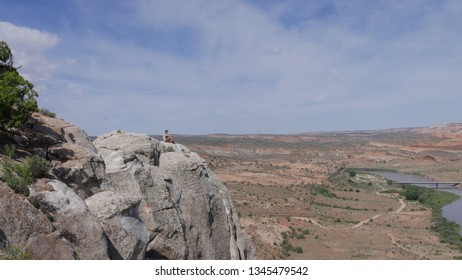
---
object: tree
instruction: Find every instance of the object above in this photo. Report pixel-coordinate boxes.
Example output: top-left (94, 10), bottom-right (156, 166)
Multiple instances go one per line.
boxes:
top-left (403, 186), bottom-right (420, 201)
top-left (0, 40), bottom-right (38, 130)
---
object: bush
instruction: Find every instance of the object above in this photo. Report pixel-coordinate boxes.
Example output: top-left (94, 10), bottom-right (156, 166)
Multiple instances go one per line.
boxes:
top-left (403, 186), bottom-right (420, 201)
top-left (2, 160), bottom-right (32, 195)
top-left (39, 108), bottom-right (56, 118)
top-left (1, 145), bottom-right (49, 195)
top-left (25, 155), bottom-right (50, 178)
top-left (280, 231), bottom-right (304, 256)
top-left (311, 184), bottom-right (337, 198)
top-left (292, 246), bottom-right (303, 253)
top-left (2, 243), bottom-right (31, 260)
top-left (4, 144), bottom-right (15, 158)
top-left (348, 169), bottom-right (357, 177)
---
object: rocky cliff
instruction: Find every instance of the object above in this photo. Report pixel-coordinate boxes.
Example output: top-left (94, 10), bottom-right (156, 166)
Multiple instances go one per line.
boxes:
top-left (0, 113), bottom-right (254, 260)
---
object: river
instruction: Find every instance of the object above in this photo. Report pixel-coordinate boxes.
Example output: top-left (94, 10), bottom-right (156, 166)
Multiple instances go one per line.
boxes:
top-left (367, 171), bottom-right (462, 235)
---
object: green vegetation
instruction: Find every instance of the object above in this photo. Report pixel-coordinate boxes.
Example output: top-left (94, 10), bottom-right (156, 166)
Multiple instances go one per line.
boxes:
top-left (1, 243), bottom-right (31, 260)
top-left (309, 184), bottom-right (337, 198)
top-left (401, 185), bottom-right (462, 251)
top-left (39, 108), bottom-right (56, 118)
top-left (311, 201), bottom-right (369, 211)
top-left (1, 144), bottom-right (50, 195)
top-left (25, 155), bottom-right (50, 178)
top-left (280, 230), bottom-right (303, 257)
top-left (403, 186), bottom-right (420, 201)
top-left (0, 41), bottom-right (38, 130)
top-left (328, 169), bottom-right (354, 189)
top-left (401, 185), bottom-right (458, 207)
top-left (287, 226), bottom-right (310, 239)
top-left (347, 169), bottom-right (357, 177)
top-left (380, 189), bottom-right (401, 194)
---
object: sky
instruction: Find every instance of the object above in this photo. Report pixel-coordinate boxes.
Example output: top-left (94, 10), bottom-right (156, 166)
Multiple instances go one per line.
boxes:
top-left (0, 0), bottom-right (461, 136)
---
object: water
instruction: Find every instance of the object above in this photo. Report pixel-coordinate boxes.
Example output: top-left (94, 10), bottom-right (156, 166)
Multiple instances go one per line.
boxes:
top-left (367, 171), bottom-right (462, 235)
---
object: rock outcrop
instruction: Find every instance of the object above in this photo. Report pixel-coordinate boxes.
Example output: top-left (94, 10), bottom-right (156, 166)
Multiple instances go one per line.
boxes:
top-left (0, 114), bottom-right (254, 260)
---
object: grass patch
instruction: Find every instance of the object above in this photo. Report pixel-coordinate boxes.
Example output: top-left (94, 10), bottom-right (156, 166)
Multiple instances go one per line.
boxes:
top-left (308, 184), bottom-right (337, 198)
top-left (1, 243), bottom-right (31, 260)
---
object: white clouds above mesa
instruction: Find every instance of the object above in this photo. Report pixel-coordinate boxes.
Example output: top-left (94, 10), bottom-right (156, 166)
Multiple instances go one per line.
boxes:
top-left (1, 0), bottom-right (461, 135)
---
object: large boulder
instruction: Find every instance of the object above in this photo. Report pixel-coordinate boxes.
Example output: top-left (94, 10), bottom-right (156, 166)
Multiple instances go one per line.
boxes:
top-left (94, 131), bottom-right (255, 260)
top-left (93, 131), bottom-right (159, 170)
top-left (0, 183), bottom-right (54, 246)
top-left (159, 151), bottom-right (254, 259)
top-left (48, 143), bottom-right (106, 198)
top-left (28, 180), bottom-right (109, 259)
top-left (86, 191), bottom-right (148, 260)
top-left (25, 232), bottom-right (76, 260)
top-left (26, 113), bottom-right (106, 199)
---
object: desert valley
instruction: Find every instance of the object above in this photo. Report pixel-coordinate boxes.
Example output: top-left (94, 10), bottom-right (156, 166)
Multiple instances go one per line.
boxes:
top-left (178, 124), bottom-right (462, 259)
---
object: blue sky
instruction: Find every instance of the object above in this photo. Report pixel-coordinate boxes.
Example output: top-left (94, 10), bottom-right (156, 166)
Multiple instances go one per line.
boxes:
top-left (1, 0), bottom-right (461, 136)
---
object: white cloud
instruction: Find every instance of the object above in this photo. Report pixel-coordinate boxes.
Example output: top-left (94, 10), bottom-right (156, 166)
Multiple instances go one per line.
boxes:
top-left (0, 21), bottom-right (59, 81)
top-left (67, 83), bottom-right (83, 97)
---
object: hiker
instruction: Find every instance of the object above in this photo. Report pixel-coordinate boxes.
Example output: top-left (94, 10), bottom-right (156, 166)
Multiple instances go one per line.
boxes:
top-left (163, 130), bottom-right (176, 144)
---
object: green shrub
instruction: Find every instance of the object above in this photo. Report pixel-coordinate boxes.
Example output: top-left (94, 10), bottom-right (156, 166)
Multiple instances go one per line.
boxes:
top-left (311, 184), bottom-right (337, 198)
top-left (403, 186), bottom-right (420, 201)
top-left (1, 145), bottom-right (49, 195)
top-left (1, 160), bottom-right (31, 195)
top-left (25, 155), bottom-right (50, 178)
top-left (292, 246), bottom-right (303, 253)
top-left (280, 231), bottom-right (304, 256)
top-left (39, 108), bottom-right (56, 118)
top-left (2, 243), bottom-right (31, 260)
top-left (347, 169), bottom-right (357, 177)
top-left (4, 144), bottom-right (15, 158)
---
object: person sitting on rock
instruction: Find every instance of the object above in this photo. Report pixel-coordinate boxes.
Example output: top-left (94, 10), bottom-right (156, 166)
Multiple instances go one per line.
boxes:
top-left (163, 130), bottom-right (176, 144)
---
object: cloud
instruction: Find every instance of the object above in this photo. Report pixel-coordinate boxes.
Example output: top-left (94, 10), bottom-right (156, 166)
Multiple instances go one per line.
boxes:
top-left (133, 0), bottom-right (336, 98)
top-left (67, 0), bottom-right (462, 134)
top-left (3, 1), bottom-right (462, 135)
top-left (0, 21), bottom-right (59, 81)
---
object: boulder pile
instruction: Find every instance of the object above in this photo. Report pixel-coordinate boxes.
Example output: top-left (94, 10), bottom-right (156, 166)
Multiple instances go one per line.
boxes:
top-left (0, 113), bottom-right (254, 260)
